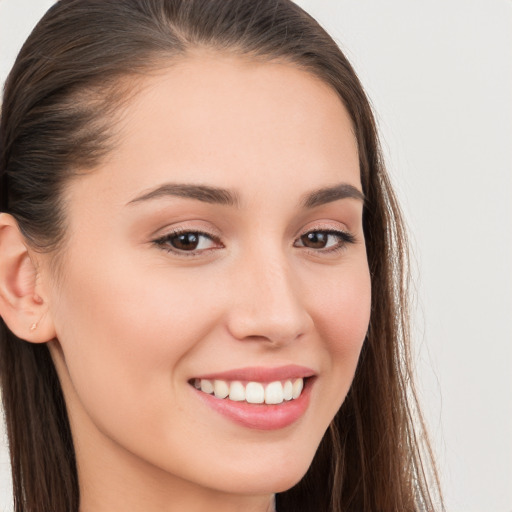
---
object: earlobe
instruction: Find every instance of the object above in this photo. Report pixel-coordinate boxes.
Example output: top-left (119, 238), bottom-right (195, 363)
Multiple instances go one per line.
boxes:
top-left (0, 213), bottom-right (56, 343)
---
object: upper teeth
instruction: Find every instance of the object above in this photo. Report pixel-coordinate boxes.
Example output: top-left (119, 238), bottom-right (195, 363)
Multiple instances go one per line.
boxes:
top-left (194, 378), bottom-right (304, 404)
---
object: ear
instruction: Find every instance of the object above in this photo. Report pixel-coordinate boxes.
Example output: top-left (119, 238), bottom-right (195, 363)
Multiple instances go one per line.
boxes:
top-left (0, 213), bottom-right (56, 343)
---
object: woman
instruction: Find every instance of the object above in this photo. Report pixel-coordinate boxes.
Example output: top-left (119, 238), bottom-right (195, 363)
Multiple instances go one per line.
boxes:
top-left (0, 0), bottom-right (442, 511)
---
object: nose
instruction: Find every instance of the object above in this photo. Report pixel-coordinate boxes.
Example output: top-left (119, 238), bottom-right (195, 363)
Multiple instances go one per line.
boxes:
top-left (225, 251), bottom-right (313, 346)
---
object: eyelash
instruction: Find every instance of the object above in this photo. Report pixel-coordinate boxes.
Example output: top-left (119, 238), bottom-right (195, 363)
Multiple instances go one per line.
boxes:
top-left (153, 228), bottom-right (356, 257)
top-left (153, 229), bottom-right (223, 257)
top-left (293, 229), bottom-right (356, 254)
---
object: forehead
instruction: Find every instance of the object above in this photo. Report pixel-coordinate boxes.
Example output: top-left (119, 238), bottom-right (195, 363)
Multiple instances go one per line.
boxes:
top-left (68, 53), bottom-right (360, 208)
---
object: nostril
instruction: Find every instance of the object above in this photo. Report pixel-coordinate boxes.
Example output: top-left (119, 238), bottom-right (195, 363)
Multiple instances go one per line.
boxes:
top-left (226, 304), bottom-right (312, 346)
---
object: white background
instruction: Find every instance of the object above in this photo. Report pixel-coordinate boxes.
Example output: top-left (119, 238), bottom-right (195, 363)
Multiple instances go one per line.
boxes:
top-left (1, 1), bottom-right (511, 511)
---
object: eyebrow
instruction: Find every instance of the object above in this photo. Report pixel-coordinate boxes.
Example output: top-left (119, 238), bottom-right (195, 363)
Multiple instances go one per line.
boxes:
top-left (127, 183), bottom-right (240, 207)
top-left (127, 181), bottom-right (364, 208)
top-left (300, 183), bottom-right (365, 208)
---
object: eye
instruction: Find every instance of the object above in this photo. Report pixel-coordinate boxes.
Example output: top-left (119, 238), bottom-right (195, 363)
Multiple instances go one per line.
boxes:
top-left (154, 230), bottom-right (221, 254)
top-left (294, 229), bottom-right (355, 252)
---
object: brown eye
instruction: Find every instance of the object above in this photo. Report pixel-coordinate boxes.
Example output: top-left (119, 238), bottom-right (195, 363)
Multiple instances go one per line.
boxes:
top-left (295, 230), bottom-right (356, 252)
top-left (300, 232), bottom-right (329, 249)
top-left (170, 232), bottom-right (201, 250)
top-left (155, 231), bottom-right (220, 254)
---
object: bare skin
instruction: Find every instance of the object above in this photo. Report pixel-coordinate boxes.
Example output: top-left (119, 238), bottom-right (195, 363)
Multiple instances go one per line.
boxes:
top-left (0, 53), bottom-right (370, 512)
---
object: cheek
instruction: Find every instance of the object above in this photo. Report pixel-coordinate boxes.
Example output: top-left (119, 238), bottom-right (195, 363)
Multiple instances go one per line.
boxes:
top-left (305, 257), bottom-right (371, 419)
top-left (49, 254), bottom-right (220, 424)
top-left (312, 260), bottom-right (371, 357)
top-left (286, 257), bottom-right (371, 454)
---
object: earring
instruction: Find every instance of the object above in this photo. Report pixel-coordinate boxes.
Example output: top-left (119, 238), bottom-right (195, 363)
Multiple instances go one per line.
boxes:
top-left (30, 322), bottom-right (38, 331)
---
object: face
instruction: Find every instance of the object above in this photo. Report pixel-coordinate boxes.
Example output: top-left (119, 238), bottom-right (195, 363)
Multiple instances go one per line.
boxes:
top-left (42, 54), bottom-right (371, 506)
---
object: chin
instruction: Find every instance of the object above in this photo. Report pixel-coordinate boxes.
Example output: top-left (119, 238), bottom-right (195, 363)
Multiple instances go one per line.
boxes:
top-left (204, 445), bottom-right (317, 496)
top-left (215, 469), bottom-right (309, 497)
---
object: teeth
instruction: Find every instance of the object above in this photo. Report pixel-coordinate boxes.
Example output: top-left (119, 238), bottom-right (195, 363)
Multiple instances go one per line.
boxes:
top-left (229, 381), bottom-right (245, 401)
top-left (246, 382), bottom-right (265, 404)
top-left (265, 381), bottom-right (284, 404)
top-left (200, 379), bottom-right (214, 394)
top-left (283, 380), bottom-right (293, 401)
top-left (213, 380), bottom-right (229, 399)
top-left (194, 377), bottom-right (305, 403)
top-left (292, 378), bottom-right (303, 399)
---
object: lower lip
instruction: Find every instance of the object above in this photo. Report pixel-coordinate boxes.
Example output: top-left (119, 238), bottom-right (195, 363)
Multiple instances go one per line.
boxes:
top-left (192, 379), bottom-right (313, 430)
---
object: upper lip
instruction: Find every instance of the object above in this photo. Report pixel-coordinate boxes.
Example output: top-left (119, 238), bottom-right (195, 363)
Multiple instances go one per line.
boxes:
top-left (192, 365), bottom-right (316, 383)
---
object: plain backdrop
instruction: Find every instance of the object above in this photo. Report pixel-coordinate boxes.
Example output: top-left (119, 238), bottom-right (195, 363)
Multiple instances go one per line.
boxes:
top-left (1, 1), bottom-right (511, 511)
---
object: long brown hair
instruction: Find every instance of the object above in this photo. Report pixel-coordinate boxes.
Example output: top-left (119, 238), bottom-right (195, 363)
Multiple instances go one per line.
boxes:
top-left (0, 1), bottom-right (443, 510)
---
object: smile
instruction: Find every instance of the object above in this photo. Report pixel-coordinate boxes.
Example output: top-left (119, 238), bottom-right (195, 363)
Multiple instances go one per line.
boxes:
top-left (189, 366), bottom-right (315, 430)
top-left (194, 378), bottom-right (305, 404)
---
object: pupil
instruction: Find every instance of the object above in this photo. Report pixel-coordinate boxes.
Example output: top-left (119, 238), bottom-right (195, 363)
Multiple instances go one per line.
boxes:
top-left (173, 233), bottom-right (199, 250)
top-left (302, 232), bottom-right (327, 248)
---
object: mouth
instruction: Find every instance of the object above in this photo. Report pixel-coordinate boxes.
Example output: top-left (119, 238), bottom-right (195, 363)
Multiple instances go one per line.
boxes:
top-left (188, 366), bottom-right (316, 430)
top-left (191, 377), bottom-right (306, 404)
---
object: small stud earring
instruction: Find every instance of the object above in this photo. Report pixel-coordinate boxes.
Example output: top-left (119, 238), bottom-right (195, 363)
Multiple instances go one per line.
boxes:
top-left (30, 322), bottom-right (38, 331)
